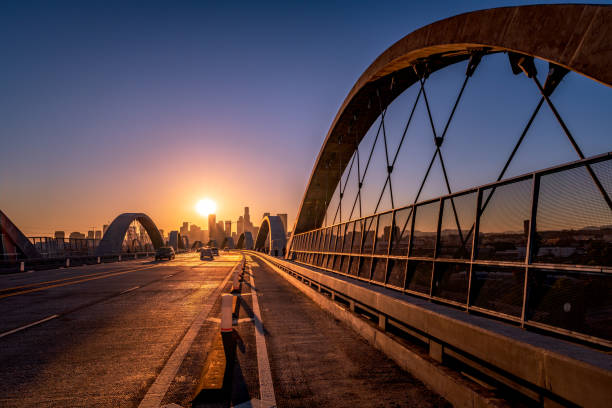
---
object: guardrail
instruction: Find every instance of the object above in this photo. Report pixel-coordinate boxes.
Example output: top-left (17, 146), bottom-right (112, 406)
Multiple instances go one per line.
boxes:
top-left (0, 252), bottom-right (155, 274)
top-left (248, 251), bottom-right (612, 408)
top-left (289, 152), bottom-right (612, 348)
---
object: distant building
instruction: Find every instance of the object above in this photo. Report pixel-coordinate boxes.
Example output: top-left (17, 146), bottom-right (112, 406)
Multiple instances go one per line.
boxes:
top-left (87, 230), bottom-right (95, 239)
top-left (54, 231), bottom-right (65, 239)
top-left (69, 232), bottom-right (85, 239)
top-left (225, 220), bottom-right (232, 237)
top-left (159, 229), bottom-right (165, 240)
top-left (216, 221), bottom-right (225, 239)
top-left (94, 230), bottom-right (102, 240)
top-left (190, 224), bottom-right (204, 242)
top-left (237, 216), bottom-right (244, 236)
top-left (103, 224), bottom-right (109, 235)
top-left (180, 222), bottom-right (189, 237)
top-left (244, 207), bottom-right (251, 225)
top-left (208, 214), bottom-right (217, 243)
top-left (238, 207), bottom-right (255, 236)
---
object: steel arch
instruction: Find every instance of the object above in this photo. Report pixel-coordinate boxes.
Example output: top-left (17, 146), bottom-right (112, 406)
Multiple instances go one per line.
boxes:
top-left (0, 209), bottom-right (40, 259)
top-left (222, 236), bottom-right (235, 249)
top-left (291, 4), bottom-right (612, 237)
top-left (236, 231), bottom-right (254, 250)
top-left (255, 215), bottom-right (287, 254)
top-left (95, 213), bottom-right (163, 255)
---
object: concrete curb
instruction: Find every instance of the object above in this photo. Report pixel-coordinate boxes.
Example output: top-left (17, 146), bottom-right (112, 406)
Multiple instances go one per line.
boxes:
top-left (192, 256), bottom-right (246, 403)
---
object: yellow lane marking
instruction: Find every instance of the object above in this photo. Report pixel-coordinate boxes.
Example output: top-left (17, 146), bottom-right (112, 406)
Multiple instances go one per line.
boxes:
top-left (0, 265), bottom-right (159, 300)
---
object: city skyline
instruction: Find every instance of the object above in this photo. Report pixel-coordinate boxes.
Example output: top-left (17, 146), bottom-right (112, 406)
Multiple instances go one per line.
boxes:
top-left (40, 206), bottom-right (287, 241)
top-left (0, 4), bottom-right (609, 405)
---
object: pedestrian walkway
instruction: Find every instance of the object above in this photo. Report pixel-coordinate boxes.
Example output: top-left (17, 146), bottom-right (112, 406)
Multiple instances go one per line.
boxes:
top-left (214, 254), bottom-right (450, 408)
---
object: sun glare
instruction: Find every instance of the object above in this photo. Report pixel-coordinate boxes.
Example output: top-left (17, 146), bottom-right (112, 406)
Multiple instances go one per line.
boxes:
top-left (195, 198), bottom-right (216, 217)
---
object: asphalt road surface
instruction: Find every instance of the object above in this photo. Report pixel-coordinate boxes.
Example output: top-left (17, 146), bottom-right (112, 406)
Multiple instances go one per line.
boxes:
top-left (0, 252), bottom-right (239, 407)
top-left (0, 252), bottom-right (448, 407)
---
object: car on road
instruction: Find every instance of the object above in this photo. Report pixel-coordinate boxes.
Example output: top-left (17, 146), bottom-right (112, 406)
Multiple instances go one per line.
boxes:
top-left (200, 247), bottom-right (213, 260)
top-left (211, 247), bottom-right (219, 256)
top-left (155, 246), bottom-right (175, 261)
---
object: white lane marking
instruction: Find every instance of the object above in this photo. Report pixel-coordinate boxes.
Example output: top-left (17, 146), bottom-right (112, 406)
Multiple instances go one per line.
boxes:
top-left (206, 317), bottom-right (221, 323)
top-left (138, 262), bottom-right (238, 408)
top-left (120, 286), bottom-right (140, 294)
top-left (0, 314), bottom-right (59, 338)
top-left (249, 267), bottom-right (277, 408)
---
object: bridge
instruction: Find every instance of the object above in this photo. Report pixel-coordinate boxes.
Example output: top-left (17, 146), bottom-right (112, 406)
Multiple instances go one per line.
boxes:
top-left (0, 5), bottom-right (610, 408)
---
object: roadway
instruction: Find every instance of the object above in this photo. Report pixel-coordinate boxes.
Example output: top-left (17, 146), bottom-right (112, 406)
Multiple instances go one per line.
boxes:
top-left (0, 252), bottom-right (447, 407)
top-left (0, 253), bottom-right (239, 407)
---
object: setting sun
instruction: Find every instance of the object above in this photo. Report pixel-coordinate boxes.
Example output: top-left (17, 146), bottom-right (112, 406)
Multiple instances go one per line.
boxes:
top-left (195, 198), bottom-right (216, 217)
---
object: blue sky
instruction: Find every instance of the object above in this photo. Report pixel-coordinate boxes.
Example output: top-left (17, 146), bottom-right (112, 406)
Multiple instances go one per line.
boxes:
top-left (1, 0), bottom-right (610, 235)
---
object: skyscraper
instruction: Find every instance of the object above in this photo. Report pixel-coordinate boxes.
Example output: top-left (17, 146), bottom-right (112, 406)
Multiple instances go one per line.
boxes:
top-left (236, 207), bottom-right (256, 237)
top-left (225, 220), bottom-right (231, 237)
top-left (244, 207), bottom-right (250, 225)
top-left (208, 214), bottom-right (216, 243)
top-left (190, 224), bottom-right (204, 242)
top-left (216, 221), bottom-right (224, 240)
top-left (237, 216), bottom-right (244, 235)
top-left (180, 222), bottom-right (189, 237)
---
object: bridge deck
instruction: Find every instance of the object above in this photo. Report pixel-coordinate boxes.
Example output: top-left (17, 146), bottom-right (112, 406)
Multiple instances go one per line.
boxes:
top-left (0, 252), bottom-right (452, 407)
top-left (218, 254), bottom-right (449, 407)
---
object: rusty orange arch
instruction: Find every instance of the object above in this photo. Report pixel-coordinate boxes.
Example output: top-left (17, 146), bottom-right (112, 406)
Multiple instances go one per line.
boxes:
top-left (291, 4), bottom-right (612, 239)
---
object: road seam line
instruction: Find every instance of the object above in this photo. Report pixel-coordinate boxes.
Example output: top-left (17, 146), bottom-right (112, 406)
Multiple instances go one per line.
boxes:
top-left (138, 261), bottom-right (238, 408)
top-left (249, 266), bottom-right (277, 408)
top-left (0, 314), bottom-right (59, 338)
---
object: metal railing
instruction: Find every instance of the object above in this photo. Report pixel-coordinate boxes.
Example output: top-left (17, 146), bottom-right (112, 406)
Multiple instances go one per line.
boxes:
top-left (289, 152), bottom-right (612, 347)
top-left (22, 237), bottom-right (156, 259)
top-left (0, 251), bottom-right (156, 274)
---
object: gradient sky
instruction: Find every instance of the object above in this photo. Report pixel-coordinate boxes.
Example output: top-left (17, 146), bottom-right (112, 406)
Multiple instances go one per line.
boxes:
top-left (1, 0), bottom-right (611, 236)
